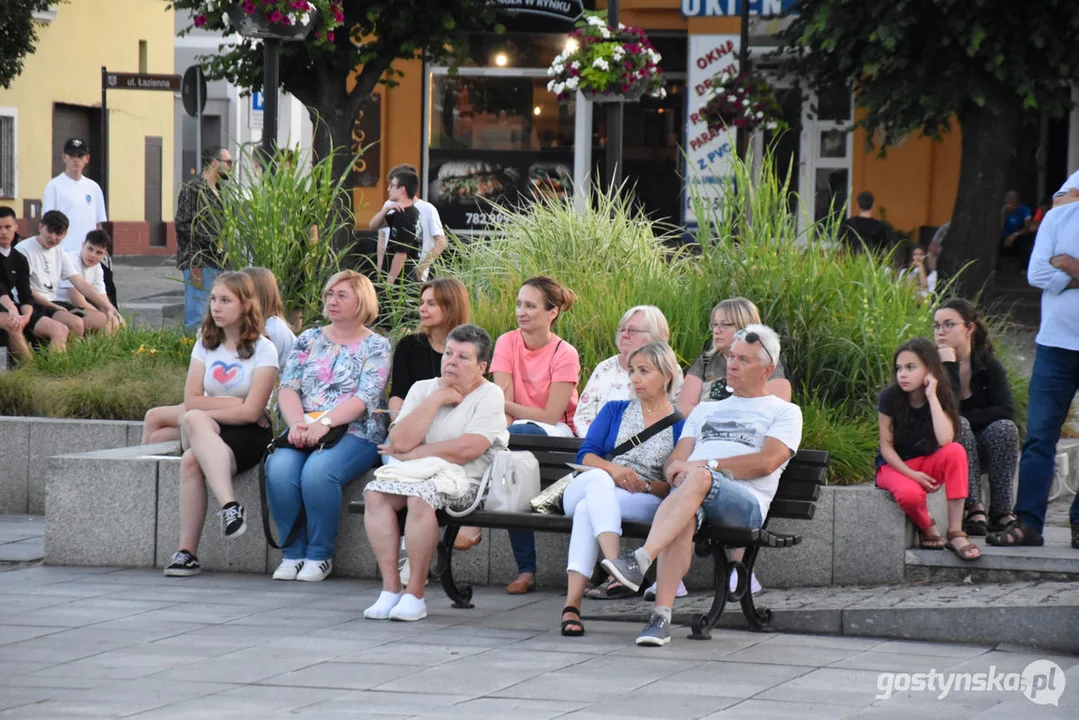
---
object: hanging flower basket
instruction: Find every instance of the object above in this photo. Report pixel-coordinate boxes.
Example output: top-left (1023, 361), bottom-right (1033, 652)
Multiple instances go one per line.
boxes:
top-left (546, 12), bottom-right (665, 103)
top-left (174, 1), bottom-right (344, 46)
top-left (698, 72), bottom-right (788, 134)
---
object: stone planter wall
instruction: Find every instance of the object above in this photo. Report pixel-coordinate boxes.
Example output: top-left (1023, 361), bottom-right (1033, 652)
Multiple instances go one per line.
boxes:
top-left (0, 416), bottom-right (143, 515)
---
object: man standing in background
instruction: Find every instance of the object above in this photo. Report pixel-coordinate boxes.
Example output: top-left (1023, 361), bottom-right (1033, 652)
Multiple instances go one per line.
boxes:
top-left (175, 146), bottom-right (230, 330)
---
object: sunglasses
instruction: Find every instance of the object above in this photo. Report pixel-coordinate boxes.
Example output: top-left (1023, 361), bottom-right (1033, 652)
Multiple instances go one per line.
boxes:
top-left (734, 330), bottom-right (774, 366)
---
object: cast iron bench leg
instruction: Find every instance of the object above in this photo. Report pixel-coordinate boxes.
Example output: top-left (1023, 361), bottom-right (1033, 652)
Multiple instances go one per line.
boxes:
top-left (438, 525), bottom-right (474, 609)
top-left (738, 546), bottom-right (774, 632)
top-left (689, 541), bottom-right (730, 640)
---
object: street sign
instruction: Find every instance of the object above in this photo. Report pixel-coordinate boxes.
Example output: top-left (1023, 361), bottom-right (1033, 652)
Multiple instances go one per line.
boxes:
top-left (680, 0), bottom-right (796, 17)
top-left (249, 91), bottom-right (264, 130)
top-left (102, 72), bottom-right (182, 92)
top-left (181, 66), bottom-right (207, 117)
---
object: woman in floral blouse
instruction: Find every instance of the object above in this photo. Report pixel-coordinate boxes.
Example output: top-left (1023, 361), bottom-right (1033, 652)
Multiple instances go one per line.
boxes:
top-left (264, 271), bottom-right (391, 583)
top-left (573, 305), bottom-right (680, 437)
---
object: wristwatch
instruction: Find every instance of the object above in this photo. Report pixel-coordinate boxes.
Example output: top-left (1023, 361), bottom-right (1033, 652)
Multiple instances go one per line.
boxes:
top-left (706, 459), bottom-right (719, 471)
top-left (644, 479), bottom-right (653, 495)
top-left (319, 415), bottom-right (334, 428)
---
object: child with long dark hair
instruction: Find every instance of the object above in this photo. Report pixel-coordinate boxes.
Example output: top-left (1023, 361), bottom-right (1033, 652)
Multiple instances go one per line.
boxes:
top-left (876, 337), bottom-right (981, 561)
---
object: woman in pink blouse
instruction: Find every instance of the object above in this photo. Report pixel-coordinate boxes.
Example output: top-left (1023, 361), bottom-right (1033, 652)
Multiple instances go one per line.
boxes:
top-left (456, 276), bottom-right (581, 594)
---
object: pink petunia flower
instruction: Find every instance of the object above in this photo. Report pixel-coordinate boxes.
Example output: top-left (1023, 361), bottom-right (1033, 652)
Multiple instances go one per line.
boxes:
top-left (327, 31), bottom-right (335, 41)
top-left (194, 14), bottom-right (208, 26)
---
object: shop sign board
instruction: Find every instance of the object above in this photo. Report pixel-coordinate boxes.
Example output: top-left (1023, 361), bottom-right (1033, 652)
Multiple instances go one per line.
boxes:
top-left (684, 34), bottom-right (740, 227)
top-left (495, 0), bottom-right (585, 23)
top-left (680, 0), bottom-right (795, 16)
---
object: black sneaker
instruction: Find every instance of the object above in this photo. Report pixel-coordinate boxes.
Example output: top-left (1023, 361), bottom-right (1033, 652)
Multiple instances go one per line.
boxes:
top-left (635, 612), bottom-right (672, 647)
top-left (163, 550), bottom-right (201, 577)
top-left (601, 552), bottom-right (645, 593)
top-left (220, 503), bottom-right (247, 538)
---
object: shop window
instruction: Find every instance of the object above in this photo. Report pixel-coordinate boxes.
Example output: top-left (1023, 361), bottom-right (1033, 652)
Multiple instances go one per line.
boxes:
top-left (0, 109), bottom-right (17, 199)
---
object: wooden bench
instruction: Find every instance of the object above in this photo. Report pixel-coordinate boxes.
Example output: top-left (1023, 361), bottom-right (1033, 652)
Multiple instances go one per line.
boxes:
top-left (349, 433), bottom-right (830, 639)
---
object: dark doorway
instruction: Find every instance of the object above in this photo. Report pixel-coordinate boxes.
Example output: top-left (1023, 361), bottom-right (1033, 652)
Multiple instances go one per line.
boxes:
top-left (145, 136), bottom-right (164, 247)
top-left (52, 104), bottom-right (103, 183)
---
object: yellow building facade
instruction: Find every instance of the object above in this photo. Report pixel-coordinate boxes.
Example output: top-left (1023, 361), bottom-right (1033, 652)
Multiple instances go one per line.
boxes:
top-left (0, 0), bottom-right (176, 254)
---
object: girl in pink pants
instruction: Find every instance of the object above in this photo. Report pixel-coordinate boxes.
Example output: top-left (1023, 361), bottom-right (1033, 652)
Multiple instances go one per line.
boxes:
top-left (876, 337), bottom-right (981, 561)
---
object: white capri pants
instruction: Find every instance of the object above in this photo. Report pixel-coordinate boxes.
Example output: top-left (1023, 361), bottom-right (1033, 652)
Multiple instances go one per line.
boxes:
top-left (564, 468), bottom-right (662, 577)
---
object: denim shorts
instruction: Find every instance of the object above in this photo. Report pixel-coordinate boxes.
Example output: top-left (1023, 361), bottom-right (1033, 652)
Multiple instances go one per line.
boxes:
top-left (696, 469), bottom-right (763, 530)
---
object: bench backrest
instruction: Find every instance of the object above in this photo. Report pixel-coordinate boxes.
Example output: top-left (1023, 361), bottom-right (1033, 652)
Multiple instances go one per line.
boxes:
top-left (508, 433), bottom-right (830, 521)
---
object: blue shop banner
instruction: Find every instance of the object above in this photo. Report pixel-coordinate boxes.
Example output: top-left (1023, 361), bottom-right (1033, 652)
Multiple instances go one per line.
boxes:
top-left (681, 0), bottom-right (796, 17)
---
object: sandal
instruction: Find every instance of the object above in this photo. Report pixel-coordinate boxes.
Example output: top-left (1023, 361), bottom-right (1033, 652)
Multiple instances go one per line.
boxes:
top-left (918, 527), bottom-right (946, 549)
top-left (584, 578), bottom-right (635, 600)
top-left (561, 606), bottom-right (584, 637)
top-left (986, 519), bottom-right (1044, 547)
top-left (987, 513), bottom-right (1017, 533)
top-left (945, 530), bottom-right (982, 561)
top-left (963, 508), bottom-right (988, 537)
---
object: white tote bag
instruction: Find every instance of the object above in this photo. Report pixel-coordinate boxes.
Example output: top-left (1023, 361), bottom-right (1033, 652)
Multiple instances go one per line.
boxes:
top-left (445, 450), bottom-right (541, 517)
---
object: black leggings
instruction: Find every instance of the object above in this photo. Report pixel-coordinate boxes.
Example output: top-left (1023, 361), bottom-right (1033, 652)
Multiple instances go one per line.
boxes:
top-left (958, 417), bottom-right (1019, 518)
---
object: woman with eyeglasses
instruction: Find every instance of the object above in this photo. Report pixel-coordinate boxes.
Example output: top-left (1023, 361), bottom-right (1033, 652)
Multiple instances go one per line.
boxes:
top-left (677, 297), bottom-right (791, 418)
top-left (933, 299), bottom-right (1018, 537)
top-left (573, 306), bottom-right (682, 438)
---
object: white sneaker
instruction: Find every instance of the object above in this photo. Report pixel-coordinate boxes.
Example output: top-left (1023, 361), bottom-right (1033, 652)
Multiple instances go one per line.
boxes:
top-left (297, 558), bottom-right (332, 582)
top-left (364, 590), bottom-right (403, 620)
top-left (728, 569), bottom-right (762, 595)
top-left (643, 580), bottom-right (688, 601)
top-left (272, 558), bottom-right (304, 581)
top-left (388, 593), bottom-right (427, 622)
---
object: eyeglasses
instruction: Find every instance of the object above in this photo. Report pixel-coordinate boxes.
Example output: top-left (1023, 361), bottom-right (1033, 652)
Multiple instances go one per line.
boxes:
top-left (735, 330), bottom-right (774, 366)
top-left (217, 158), bottom-right (233, 166)
top-left (710, 321), bottom-right (737, 330)
top-left (618, 326), bottom-right (648, 336)
top-left (933, 321), bottom-right (960, 332)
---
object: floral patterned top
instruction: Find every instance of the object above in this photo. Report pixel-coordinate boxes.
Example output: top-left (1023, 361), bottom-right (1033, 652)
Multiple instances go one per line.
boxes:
top-left (280, 327), bottom-right (391, 443)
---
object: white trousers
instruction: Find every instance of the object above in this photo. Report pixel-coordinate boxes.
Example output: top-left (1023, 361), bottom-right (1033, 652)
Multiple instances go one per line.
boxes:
top-left (563, 468), bottom-right (661, 577)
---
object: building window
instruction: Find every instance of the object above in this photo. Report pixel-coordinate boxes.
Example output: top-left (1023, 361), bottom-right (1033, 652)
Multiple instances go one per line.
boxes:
top-left (0, 108), bottom-right (17, 199)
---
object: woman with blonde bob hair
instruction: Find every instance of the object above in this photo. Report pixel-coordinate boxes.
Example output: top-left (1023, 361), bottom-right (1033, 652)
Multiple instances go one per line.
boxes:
top-left (264, 269), bottom-right (391, 582)
top-left (574, 305), bottom-right (682, 438)
top-left (677, 297), bottom-right (790, 417)
top-left (241, 266), bottom-right (296, 369)
top-left (161, 272), bottom-right (280, 577)
top-left (560, 341), bottom-right (686, 635)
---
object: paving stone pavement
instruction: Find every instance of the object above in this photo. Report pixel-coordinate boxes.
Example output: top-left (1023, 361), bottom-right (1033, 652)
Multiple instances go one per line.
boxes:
top-left (0, 565), bottom-right (1075, 719)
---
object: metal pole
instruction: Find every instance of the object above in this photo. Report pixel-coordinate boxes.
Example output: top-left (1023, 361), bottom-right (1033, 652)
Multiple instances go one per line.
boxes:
top-left (736, 0), bottom-right (751, 161)
top-left (261, 39), bottom-right (280, 163)
top-left (194, 66), bottom-right (202, 178)
top-left (604, 0), bottom-right (623, 191)
top-left (100, 66), bottom-right (109, 209)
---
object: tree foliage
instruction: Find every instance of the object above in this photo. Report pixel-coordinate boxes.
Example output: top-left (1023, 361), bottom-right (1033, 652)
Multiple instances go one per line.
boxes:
top-left (0, 0), bottom-right (65, 89)
top-left (779, 0), bottom-right (1079, 146)
top-left (171, 0), bottom-right (504, 152)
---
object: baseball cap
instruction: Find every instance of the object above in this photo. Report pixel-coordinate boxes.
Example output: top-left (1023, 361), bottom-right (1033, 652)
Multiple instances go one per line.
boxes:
top-left (63, 138), bottom-right (89, 156)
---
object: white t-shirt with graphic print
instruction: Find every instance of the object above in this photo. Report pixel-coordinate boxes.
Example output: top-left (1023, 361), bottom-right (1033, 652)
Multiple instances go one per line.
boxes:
top-left (191, 335), bottom-right (279, 398)
top-left (14, 238), bottom-right (79, 303)
top-left (683, 394), bottom-right (803, 520)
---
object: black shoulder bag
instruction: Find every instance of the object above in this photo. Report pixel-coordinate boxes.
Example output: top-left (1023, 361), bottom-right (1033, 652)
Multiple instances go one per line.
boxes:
top-left (604, 410), bottom-right (685, 461)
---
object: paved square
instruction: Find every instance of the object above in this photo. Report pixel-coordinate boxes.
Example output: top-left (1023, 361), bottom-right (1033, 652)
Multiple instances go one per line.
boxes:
top-left (0, 565), bottom-right (1074, 718)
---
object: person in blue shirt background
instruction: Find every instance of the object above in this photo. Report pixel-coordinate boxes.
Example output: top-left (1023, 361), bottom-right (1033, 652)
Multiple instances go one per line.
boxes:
top-left (1000, 190), bottom-right (1035, 272)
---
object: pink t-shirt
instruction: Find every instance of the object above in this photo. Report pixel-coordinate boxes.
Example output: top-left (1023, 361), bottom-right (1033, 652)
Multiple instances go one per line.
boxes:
top-left (491, 329), bottom-right (581, 433)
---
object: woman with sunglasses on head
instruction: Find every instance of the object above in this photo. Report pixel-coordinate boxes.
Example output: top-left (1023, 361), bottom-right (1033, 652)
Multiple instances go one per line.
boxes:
top-left (934, 299), bottom-right (1019, 537)
top-left (573, 306), bottom-right (682, 439)
top-left (677, 297), bottom-right (791, 418)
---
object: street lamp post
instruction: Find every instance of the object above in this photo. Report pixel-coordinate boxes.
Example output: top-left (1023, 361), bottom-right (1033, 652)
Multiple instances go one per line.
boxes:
top-left (605, 0), bottom-right (623, 191)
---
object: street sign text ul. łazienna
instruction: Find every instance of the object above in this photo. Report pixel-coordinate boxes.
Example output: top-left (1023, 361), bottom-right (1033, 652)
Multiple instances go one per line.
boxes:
top-left (103, 72), bottom-right (182, 91)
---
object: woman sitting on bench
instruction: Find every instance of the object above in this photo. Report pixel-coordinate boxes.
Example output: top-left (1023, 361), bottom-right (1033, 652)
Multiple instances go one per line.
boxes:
top-left (560, 342), bottom-right (685, 637)
top-left (363, 324), bottom-right (509, 621)
top-left (457, 276), bottom-right (581, 595)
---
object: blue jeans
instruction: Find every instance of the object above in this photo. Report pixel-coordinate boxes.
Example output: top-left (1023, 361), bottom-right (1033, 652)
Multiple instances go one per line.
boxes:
top-left (265, 433), bottom-right (379, 561)
top-left (1015, 344), bottom-right (1079, 534)
top-left (698, 469), bottom-right (763, 529)
top-left (506, 422), bottom-right (546, 573)
top-left (183, 267), bottom-right (220, 330)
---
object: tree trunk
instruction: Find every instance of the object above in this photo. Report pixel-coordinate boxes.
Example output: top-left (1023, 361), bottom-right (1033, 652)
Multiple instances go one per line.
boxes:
top-left (309, 99), bottom-right (370, 257)
top-left (943, 102), bottom-right (1022, 296)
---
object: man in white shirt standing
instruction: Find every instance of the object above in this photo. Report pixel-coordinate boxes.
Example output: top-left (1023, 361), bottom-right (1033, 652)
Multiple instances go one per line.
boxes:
top-left (15, 211), bottom-right (122, 347)
top-left (375, 164), bottom-right (448, 281)
top-left (42, 138), bottom-right (108, 255)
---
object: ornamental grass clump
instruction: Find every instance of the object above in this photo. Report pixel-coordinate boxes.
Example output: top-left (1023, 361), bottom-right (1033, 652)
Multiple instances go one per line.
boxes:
top-left (546, 11), bottom-right (666, 101)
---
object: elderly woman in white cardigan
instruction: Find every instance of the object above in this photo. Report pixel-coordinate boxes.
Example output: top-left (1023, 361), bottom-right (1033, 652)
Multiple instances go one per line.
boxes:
top-left (362, 324), bottom-right (508, 622)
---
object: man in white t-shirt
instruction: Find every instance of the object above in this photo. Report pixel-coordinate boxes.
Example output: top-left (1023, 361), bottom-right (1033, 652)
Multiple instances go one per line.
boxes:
top-left (375, 164), bottom-right (447, 281)
top-left (601, 325), bottom-right (803, 647)
top-left (42, 138), bottom-right (108, 255)
top-left (55, 229), bottom-right (121, 334)
top-left (15, 211), bottom-right (123, 343)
